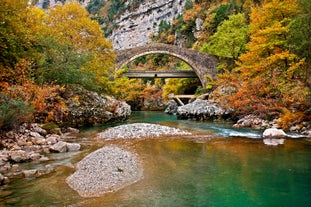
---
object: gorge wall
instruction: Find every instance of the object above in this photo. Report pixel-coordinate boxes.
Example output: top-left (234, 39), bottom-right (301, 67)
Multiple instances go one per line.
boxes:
top-left (35, 0), bottom-right (187, 50)
top-left (109, 0), bottom-right (186, 50)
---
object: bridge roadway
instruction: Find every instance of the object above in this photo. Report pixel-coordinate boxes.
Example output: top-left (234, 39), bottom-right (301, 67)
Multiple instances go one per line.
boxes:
top-left (123, 70), bottom-right (198, 78)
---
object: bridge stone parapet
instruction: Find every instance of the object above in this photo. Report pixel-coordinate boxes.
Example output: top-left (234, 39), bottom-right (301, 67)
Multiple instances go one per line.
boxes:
top-left (115, 43), bottom-right (218, 88)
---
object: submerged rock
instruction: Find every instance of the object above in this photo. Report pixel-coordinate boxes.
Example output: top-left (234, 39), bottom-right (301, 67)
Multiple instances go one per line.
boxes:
top-left (66, 146), bottom-right (143, 197)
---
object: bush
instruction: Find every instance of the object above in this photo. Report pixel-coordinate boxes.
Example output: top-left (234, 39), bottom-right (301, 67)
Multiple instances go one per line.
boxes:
top-left (0, 94), bottom-right (33, 130)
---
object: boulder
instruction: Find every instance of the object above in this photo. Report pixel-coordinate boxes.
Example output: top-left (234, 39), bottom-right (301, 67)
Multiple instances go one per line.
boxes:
top-left (23, 169), bottom-right (38, 178)
top-left (66, 143), bottom-right (81, 152)
top-left (62, 85), bottom-right (131, 127)
top-left (177, 99), bottom-right (231, 120)
top-left (263, 128), bottom-right (288, 138)
top-left (9, 150), bottom-right (30, 163)
top-left (46, 134), bottom-right (60, 145)
top-left (49, 141), bottom-right (67, 153)
top-left (30, 123), bottom-right (47, 136)
top-left (49, 141), bottom-right (81, 153)
top-left (164, 100), bottom-right (178, 115)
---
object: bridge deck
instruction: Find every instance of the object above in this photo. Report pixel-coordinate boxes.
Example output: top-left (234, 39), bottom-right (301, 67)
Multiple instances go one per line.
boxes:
top-left (168, 94), bottom-right (196, 106)
top-left (123, 70), bottom-right (197, 78)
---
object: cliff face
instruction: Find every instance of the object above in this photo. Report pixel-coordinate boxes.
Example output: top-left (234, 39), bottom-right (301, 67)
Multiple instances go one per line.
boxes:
top-left (109, 0), bottom-right (186, 50)
top-left (35, 0), bottom-right (186, 50)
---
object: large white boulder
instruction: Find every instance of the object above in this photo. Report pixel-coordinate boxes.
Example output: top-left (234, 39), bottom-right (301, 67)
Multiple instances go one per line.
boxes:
top-left (263, 128), bottom-right (288, 138)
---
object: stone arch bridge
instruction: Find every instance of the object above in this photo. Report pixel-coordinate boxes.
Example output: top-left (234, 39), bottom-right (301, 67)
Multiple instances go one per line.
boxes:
top-left (115, 43), bottom-right (219, 88)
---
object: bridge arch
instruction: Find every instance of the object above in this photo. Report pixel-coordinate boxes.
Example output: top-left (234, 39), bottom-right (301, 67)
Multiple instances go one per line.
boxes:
top-left (115, 43), bottom-right (218, 88)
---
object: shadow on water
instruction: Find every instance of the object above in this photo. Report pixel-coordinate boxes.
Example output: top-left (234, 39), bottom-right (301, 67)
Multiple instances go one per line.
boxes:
top-left (1, 111), bottom-right (311, 207)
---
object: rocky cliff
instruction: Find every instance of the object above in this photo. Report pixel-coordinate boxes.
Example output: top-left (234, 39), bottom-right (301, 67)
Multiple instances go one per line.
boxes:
top-left (36, 0), bottom-right (186, 50)
top-left (109, 0), bottom-right (186, 50)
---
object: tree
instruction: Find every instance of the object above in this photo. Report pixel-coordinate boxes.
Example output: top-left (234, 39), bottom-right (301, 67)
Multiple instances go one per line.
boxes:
top-left (37, 2), bottom-right (115, 92)
top-left (288, 0), bottom-right (311, 86)
top-left (218, 0), bottom-right (309, 120)
top-left (201, 13), bottom-right (249, 60)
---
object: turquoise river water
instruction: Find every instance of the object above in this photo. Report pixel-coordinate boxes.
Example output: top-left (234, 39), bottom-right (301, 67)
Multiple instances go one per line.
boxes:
top-left (1, 111), bottom-right (311, 207)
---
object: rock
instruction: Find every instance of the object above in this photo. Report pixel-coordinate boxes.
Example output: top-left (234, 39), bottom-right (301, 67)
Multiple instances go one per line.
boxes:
top-left (66, 127), bottom-right (80, 134)
top-left (23, 169), bottom-right (37, 178)
top-left (49, 141), bottom-right (67, 153)
top-left (109, 0), bottom-right (186, 50)
top-left (30, 132), bottom-right (44, 139)
top-left (60, 85), bottom-right (131, 127)
top-left (66, 143), bottom-right (81, 152)
top-left (39, 156), bottom-right (49, 162)
top-left (46, 134), bottom-right (60, 145)
top-left (263, 128), bottom-right (288, 138)
top-left (0, 173), bottom-right (4, 184)
top-left (263, 138), bottom-right (285, 146)
top-left (233, 115), bottom-right (273, 130)
top-left (31, 137), bottom-right (46, 145)
top-left (9, 150), bottom-right (30, 163)
top-left (0, 173), bottom-right (9, 185)
top-left (31, 123), bottom-right (47, 136)
top-left (176, 99), bottom-right (230, 120)
top-left (164, 100), bottom-right (178, 115)
top-left (29, 152), bottom-right (41, 160)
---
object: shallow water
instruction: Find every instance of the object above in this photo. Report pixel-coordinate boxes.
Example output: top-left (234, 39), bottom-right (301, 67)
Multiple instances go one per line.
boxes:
top-left (1, 111), bottom-right (311, 207)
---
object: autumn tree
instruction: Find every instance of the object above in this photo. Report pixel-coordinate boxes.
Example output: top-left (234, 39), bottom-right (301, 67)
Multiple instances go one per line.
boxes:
top-left (219, 0), bottom-right (310, 125)
top-left (37, 2), bottom-right (115, 92)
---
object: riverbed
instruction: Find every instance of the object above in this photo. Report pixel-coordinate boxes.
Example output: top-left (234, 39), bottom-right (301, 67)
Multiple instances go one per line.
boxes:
top-left (1, 111), bottom-right (311, 206)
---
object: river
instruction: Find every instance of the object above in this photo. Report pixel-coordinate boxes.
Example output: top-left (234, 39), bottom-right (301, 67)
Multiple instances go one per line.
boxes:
top-left (1, 111), bottom-right (311, 206)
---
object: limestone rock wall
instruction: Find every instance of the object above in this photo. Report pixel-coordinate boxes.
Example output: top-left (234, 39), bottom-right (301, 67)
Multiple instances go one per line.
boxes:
top-left (109, 0), bottom-right (186, 50)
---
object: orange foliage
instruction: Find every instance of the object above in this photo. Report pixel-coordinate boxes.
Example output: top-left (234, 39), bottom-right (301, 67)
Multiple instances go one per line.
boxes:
top-left (277, 108), bottom-right (305, 129)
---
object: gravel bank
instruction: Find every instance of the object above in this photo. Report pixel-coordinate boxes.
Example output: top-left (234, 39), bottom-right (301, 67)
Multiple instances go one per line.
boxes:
top-left (66, 145), bottom-right (142, 197)
top-left (97, 123), bottom-right (191, 139)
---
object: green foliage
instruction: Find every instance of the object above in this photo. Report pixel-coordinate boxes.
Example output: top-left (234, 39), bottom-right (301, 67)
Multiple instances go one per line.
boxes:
top-left (207, 3), bottom-right (240, 34)
top-left (107, 0), bottom-right (125, 21)
top-left (34, 2), bottom-right (114, 92)
top-left (185, 0), bottom-right (194, 10)
top-left (0, 94), bottom-right (33, 130)
top-left (158, 20), bottom-right (171, 34)
top-left (87, 0), bottom-right (106, 15)
top-left (201, 13), bottom-right (249, 60)
top-left (288, 0), bottom-right (311, 85)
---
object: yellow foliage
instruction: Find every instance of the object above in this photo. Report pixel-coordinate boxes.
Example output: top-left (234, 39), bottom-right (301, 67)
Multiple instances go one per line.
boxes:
top-left (277, 108), bottom-right (305, 129)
